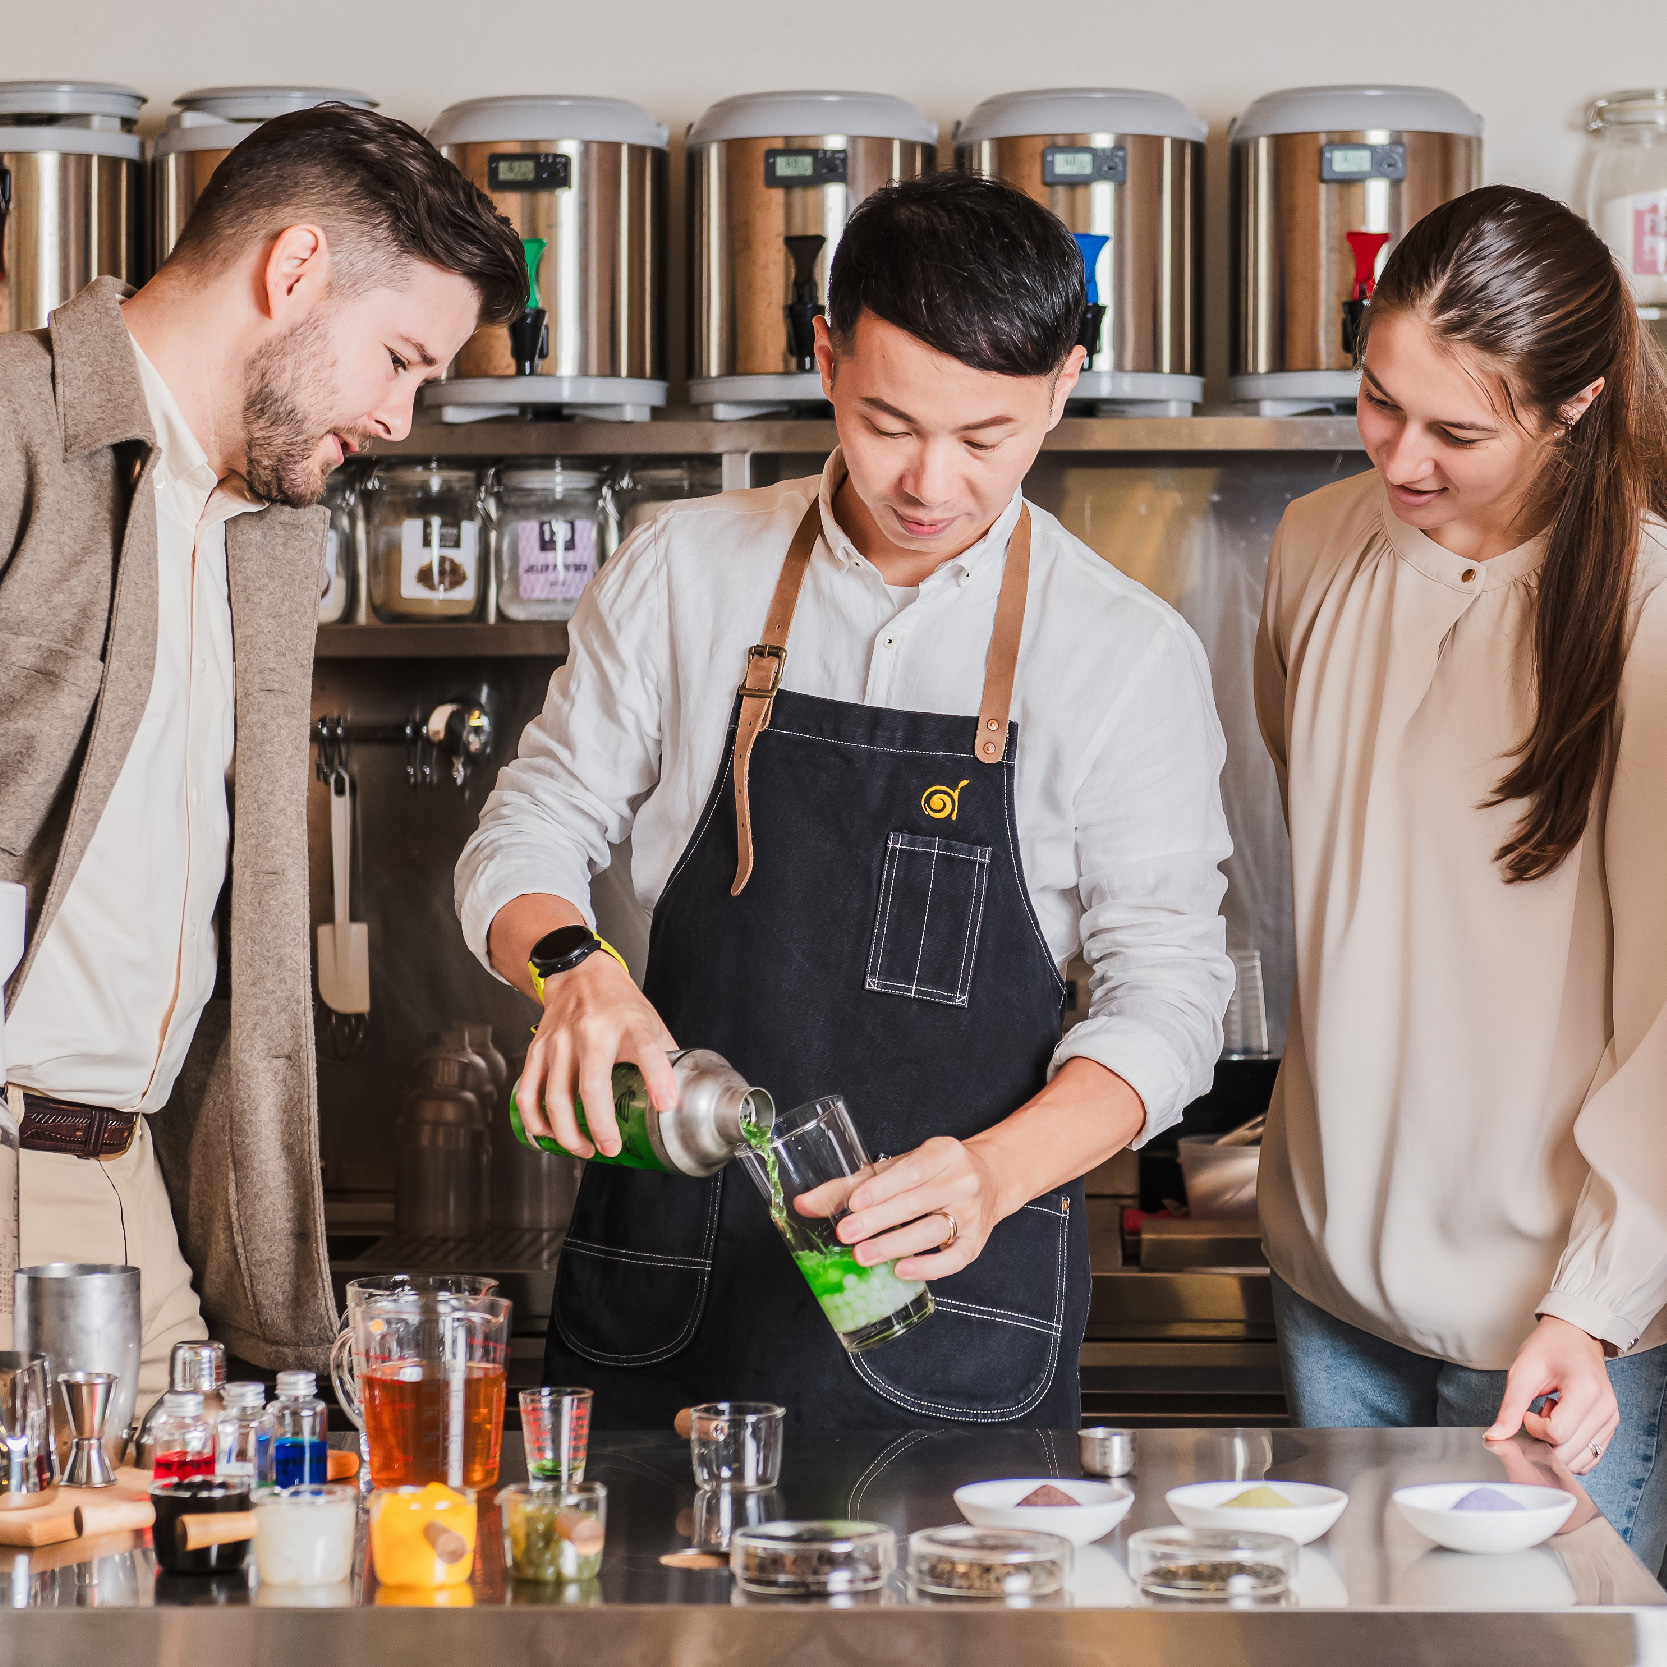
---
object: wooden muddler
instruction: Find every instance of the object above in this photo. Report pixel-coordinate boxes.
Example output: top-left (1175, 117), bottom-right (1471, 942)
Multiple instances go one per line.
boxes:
top-left (674, 1407), bottom-right (693, 1439)
top-left (327, 1449), bottom-right (360, 1481)
top-left (73, 1500), bottom-right (155, 1539)
top-left (422, 1520), bottom-right (470, 1565)
top-left (177, 1511), bottom-right (258, 1552)
top-left (554, 1509), bottom-right (604, 1557)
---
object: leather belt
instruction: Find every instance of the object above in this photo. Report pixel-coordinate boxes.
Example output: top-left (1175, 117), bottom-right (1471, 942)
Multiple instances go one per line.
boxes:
top-left (18, 1093), bottom-right (140, 1160)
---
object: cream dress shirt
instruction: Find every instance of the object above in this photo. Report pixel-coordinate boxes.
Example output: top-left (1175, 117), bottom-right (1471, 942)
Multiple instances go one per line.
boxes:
top-left (5, 335), bottom-right (263, 1112)
top-left (1256, 468), bottom-right (1667, 1367)
top-left (457, 454), bottom-right (1235, 1143)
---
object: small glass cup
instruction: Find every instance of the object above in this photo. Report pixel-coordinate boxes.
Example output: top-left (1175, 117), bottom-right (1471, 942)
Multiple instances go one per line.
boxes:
top-left (520, 1386), bottom-right (591, 1484)
top-left (731, 1520), bottom-right (896, 1595)
top-left (688, 1402), bottom-right (783, 1492)
top-left (500, 1480), bottom-right (607, 1583)
top-left (694, 1486), bottom-right (781, 1551)
top-left (254, 1483), bottom-right (359, 1586)
top-left (369, 1483), bottom-right (477, 1589)
top-left (149, 1477), bottom-right (254, 1575)
top-left (1126, 1525), bottom-right (1297, 1603)
top-left (738, 1096), bottom-right (934, 1352)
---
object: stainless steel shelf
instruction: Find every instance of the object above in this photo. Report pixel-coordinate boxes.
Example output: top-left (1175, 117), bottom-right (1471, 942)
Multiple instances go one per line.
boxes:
top-left (315, 622), bottom-right (569, 658)
top-left (374, 413), bottom-right (1366, 460)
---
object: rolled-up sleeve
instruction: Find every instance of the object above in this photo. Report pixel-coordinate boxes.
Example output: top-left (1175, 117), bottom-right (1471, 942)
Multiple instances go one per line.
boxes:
top-left (1050, 617), bottom-right (1234, 1145)
top-left (454, 520), bottom-right (669, 975)
top-left (1541, 585), bottom-right (1667, 1352)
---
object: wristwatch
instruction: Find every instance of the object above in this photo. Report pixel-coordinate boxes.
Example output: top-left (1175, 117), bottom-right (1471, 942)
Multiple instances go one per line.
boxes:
top-left (527, 924), bottom-right (629, 1001)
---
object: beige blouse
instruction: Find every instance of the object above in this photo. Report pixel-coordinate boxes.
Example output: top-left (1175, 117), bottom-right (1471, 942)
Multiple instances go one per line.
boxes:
top-left (1255, 469), bottom-right (1667, 1369)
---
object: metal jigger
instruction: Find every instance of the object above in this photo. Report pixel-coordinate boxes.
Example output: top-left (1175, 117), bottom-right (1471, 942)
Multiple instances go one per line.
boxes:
top-left (58, 1373), bottom-right (118, 1488)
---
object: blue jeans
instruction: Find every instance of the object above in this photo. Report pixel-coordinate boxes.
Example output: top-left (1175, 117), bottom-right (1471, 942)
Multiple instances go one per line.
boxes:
top-left (1271, 1272), bottom-right (1667, 1575)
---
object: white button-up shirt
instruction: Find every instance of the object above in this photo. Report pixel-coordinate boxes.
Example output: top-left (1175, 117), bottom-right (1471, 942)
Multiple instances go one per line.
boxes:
top-left (5, 336), bottom-right (263, 1112)
top-left (456, 454), bottom-right (1233, 1141)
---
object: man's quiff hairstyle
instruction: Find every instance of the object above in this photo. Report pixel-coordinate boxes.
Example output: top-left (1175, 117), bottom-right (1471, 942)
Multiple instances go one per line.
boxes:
top-left (167, 104), bottom-right (526, 327)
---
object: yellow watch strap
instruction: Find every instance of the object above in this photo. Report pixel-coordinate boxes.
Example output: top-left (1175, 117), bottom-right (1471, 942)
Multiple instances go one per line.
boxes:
top-left (528, 935), bottom-right (629, 1002)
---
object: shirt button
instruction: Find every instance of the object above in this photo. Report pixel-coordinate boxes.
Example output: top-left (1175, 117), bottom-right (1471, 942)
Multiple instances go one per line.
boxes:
top-left (884, 637), bottom-right (895, 648)
top-left (1461, 568), bottom-right (1476, 583)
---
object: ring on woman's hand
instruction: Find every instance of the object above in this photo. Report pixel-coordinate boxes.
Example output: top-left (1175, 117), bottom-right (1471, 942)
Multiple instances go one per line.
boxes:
top-left (1590, 1441), bottom-right (1604, 1460)
top-left (936, 1212), bottom-right (960, 1250)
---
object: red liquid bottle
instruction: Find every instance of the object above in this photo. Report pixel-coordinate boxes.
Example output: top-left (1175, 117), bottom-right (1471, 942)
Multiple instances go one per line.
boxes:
top-left (148, 1391), bottom-right (214, 1481)
top-left (153, 1447), bottom-right (215, 1481)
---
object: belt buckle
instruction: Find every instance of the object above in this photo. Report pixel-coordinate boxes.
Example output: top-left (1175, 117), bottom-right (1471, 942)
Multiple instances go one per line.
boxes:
top-left (737, 643), bottom-right (786, 699)
top-left (99, 1112), bottom-right (139, 1161)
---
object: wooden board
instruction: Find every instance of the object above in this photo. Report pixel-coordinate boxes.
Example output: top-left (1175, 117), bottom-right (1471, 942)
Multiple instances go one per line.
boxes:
top-left (0, 1467), bottom-right (154, 1548)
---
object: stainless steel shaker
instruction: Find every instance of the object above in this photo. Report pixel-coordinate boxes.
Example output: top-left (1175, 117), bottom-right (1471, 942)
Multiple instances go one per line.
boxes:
top-left (0, 1351), bottom-right (57, 1504)
top-left (14, 1263), bottom-right (141, 1471)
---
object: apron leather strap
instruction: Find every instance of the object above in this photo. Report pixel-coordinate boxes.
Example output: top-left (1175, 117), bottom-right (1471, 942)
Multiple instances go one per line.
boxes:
top-left (730, 503), bottom-right (820, 895)
top-left (975, 503), bottom-right (1031, 767)
top-left (731, 495), bottom-right (1033, 894)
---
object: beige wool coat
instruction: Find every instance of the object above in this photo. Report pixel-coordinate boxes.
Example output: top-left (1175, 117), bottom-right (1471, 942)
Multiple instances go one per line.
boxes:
top-left (0, 276), bottom-right (336, 1370)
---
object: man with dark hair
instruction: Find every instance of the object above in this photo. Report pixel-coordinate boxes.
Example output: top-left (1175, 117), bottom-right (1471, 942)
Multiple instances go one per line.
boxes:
top-left (460, 172), bottom-right (1231, 1427)
top-left (0, 105), bottom-right (523, 1386)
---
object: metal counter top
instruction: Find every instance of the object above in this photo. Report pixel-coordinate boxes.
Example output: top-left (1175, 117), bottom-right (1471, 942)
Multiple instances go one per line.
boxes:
top-left (3, 1426), bottom-right (1664, 1666)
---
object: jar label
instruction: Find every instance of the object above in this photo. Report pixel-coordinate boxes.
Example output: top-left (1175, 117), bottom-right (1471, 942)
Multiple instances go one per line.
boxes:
top-left (401, 517), bottom-right (478, 601)
top-left (319, 528), bottom-right (345, 616)
top-left (518, 518), bottom-right (597, 602)
top-left (1632, 194), bottom-right (1667, 278)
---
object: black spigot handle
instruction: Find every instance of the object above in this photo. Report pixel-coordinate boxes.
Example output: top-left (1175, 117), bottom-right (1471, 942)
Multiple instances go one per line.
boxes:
top-left (508, 308), bottom-right (549, 377)
top-left (1341, 297), bottom-right (1368, 360)
top-left (784, 234), bottom-right (828, 372)
top-left (1077, 303), bottom-right (1107, 369)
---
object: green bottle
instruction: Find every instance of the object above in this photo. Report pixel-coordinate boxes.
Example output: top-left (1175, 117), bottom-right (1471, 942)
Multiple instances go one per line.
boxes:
top-left (508, 1049), bottom-right (773, 1178)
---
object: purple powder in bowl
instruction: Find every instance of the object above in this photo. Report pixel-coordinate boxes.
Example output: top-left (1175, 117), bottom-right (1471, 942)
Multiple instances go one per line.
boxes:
top-left (1451, 1487), bottom-right (1526, 1512)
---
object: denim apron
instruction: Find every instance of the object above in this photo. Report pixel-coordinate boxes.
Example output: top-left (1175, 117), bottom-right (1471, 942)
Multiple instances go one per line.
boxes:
top-left (545, 498), bottom-right (1091, 1428)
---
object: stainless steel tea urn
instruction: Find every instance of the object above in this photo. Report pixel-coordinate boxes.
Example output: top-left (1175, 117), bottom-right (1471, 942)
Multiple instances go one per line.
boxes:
top-left (0, 82), bottom-right (142, 334)
top-left (150, 86), bottom-right (378, 269)
top-left (1230, 84), bottom-right (1482, 413)
top-left (687, 91), bottom-right (937, 419)
top-left (426, 95), bottom-right (668, 423)
top-left (955, 88), bottom-right (1205, 414)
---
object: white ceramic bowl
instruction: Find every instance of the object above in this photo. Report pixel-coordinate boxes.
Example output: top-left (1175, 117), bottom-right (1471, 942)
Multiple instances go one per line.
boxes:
top-left (953, 1478), bottom-right (1134, 1547)
top-left (1391, 1482), bottom-right (1576, 1554)
top-left (1166, 1480), bottom-right (1348, 1545)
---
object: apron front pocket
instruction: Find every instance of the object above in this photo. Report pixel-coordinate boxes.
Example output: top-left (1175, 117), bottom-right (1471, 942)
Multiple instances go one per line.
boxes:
top-left (847, 1195), bottom-right (1070, 1420)
top-left (552, 1167), bottom-right (723, 1366)
top-left (865, 831), bottom-right (993, 1008)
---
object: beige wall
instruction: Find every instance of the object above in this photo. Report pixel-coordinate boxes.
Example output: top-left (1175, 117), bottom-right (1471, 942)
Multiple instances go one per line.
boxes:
top-left (13, 0), bottom-right (1652, 397)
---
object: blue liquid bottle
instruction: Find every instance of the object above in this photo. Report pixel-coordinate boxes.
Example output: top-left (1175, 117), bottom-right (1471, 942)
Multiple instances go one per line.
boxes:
top-left (259, 1370), bottom-right (328, 1488)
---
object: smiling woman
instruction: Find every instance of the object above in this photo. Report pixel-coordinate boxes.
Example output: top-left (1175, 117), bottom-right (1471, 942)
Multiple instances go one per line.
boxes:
top-left (1254, 184), bottom-right (1667, 1571)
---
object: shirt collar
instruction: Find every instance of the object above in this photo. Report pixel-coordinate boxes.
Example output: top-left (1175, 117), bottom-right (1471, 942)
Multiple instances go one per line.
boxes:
top-left (126, 331), bottom-right (265, 520)
top-left (816, 447), bottom-right (1025, 581)
top-left (1375, 475), bottom-right (1547, 593)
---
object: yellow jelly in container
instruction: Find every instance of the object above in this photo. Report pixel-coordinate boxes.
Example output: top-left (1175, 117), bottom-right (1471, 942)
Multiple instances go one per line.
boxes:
top-left (370, 1483), bottom-right (477, 1589)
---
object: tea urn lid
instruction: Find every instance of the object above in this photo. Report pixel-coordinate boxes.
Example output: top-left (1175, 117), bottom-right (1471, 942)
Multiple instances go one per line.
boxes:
top-left (955, 87), bottom-right (1206, 146)
top-left (688, 90), bottom-right (937, 147)
top-left (1230, 84), bottom-right (1483, 141)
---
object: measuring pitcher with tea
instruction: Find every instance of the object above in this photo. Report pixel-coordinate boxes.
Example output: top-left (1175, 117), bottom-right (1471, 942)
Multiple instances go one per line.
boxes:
top-left (330, 1276), bottom-right (509, 1489)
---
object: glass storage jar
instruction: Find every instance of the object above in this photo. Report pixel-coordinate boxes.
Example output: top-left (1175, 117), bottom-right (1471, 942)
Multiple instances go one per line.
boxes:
top-left (491, 465), bottom-right (607, 621)
top-left (364, 462), bottom-right (485, 622)
top-left (606, 459), bottom-right (723, 549)
top-left (1586, 90), bottom-right (1667, 337)
top-left (318, 467), bottom-right (359, 623)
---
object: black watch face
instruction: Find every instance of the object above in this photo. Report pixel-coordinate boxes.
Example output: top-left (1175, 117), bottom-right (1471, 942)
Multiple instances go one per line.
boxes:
top-left (530, 924), bottom-right (597, 974)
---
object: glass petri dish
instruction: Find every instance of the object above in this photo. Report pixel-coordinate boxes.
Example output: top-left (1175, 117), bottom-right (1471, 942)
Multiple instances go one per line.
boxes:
top-left (907, 1524), bottom-right (1071, 1599)
top-left (730, 1520), bottom-right (896, 1594)
top-left (1126, 1525), bottom-right (1297, 1601)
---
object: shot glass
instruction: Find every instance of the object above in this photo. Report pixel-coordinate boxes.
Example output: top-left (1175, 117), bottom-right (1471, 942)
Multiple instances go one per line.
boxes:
top-left (737, 1095), bottom-right (934, 1352)
top-left (501, 1480), bottom-right (607, 1583)
top-left (520, 1386), bottom-right (592, 1485)
top-left (688, 1401), bottom-right (783, 1491)
top-left (369, 1483), bottom-right (477, 1589)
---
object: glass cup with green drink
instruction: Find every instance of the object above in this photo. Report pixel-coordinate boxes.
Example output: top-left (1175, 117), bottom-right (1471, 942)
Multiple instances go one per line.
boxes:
top-left (739, 1096), bottom-right (934, 1351)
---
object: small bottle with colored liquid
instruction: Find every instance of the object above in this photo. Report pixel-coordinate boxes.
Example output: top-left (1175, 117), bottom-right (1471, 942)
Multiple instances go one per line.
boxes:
top-left (259, 1371), bottom-right (329, 1488)
top-left (150, 1391), bottom-right (216, 1481)
top-left (215, 1381), bottom-right (269, 1486)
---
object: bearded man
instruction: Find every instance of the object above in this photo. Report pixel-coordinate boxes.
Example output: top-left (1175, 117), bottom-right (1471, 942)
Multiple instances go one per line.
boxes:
top-left (0, 105), bottom-right (523, 1388)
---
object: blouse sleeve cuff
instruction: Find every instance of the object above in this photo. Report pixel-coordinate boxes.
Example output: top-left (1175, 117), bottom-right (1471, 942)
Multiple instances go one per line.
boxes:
top-left (1536, 1289), bottom-right (1641, 1355)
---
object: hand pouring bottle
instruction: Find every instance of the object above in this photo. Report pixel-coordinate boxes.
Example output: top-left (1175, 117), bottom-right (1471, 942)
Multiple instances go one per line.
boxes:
top-left (508, 1049), bottom-right (773, 1177)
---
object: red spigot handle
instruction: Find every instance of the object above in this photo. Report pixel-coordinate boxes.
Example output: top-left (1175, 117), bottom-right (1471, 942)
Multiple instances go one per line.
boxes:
top-left (1346, 231), bottom-right (1392, 299)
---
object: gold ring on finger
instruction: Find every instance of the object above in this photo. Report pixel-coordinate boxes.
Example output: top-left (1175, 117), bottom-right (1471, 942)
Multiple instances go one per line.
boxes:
top-left (937, 1211), bottom-right (960, 1250)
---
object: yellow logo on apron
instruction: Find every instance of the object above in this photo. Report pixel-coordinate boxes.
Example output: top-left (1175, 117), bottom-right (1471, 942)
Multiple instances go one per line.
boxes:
top-left (920, 780), bottom-right (969, 821)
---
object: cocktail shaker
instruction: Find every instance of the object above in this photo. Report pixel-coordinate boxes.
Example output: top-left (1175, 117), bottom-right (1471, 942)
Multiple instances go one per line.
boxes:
top-left (14, 1264), bottom-right (141, 1471)
top-left (0, 1351), bottom-right (57, 1504)
top-left (509, 1048), bottom-right (774, 1177)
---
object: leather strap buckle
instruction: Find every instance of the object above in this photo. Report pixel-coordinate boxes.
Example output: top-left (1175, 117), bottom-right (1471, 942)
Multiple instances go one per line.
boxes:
top-left (737, 644), bottom-right (786, 699)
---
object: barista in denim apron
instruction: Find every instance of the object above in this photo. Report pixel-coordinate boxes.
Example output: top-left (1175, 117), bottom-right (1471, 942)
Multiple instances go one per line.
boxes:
top-left (544, 497), bottom-right (1092, 1428)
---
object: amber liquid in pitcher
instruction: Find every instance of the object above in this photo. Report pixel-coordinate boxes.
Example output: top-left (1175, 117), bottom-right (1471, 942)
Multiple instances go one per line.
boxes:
top-left (361, 1359), bottom-right (507, 1488)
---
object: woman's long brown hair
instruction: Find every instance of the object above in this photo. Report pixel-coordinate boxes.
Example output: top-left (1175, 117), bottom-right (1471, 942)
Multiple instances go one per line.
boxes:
top-left (1361, 185), bottom-right (1667, 882)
